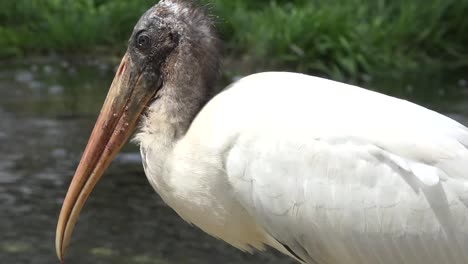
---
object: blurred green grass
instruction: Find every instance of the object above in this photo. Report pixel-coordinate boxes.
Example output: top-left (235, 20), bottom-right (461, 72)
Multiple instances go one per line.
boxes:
top-left (0, 0), bottom-right (155, 55)
top-left (1, 0), bottom-right (467, 82)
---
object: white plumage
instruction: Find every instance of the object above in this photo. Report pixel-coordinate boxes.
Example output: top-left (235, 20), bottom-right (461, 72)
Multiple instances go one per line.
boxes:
top-left (137, 72), bottom-right (468, 264)
top-left (55, 2), bottom-right (468, 263)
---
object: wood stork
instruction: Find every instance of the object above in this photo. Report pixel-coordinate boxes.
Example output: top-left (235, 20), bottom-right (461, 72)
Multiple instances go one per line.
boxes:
top-left (56, 0), bottom-right (468, 263)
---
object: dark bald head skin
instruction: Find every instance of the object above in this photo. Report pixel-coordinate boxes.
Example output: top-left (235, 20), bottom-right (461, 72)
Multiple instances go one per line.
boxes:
top-left (131, 0), bottom-right (222, 135)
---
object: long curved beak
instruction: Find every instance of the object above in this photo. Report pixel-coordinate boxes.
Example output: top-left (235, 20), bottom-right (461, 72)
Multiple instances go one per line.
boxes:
top-left (55, 53), bottom-right (157, 262)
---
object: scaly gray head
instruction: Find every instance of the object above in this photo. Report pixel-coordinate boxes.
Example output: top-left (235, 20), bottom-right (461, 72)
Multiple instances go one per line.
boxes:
top-left (129, 0), bottom-right (221, 99)
top-left (130, 0), bottom-right (222, 139)
top-left (55, 1), bottom-right (220, 262)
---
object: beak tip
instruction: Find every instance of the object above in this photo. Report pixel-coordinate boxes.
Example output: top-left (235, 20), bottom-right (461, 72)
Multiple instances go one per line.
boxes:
top-left (57, 248), bottom-right (66, 263)
top-left (56, 247), bottom-right (63, 262)
top-left (56, 234), bottom-right (66, 263)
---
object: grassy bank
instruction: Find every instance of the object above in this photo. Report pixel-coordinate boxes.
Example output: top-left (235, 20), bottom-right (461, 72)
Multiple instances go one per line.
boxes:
top-left (1, 0), bottom-right (467, 83)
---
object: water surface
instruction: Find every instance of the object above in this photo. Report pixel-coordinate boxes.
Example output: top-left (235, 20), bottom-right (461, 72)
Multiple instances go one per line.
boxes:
top-left (0, 57), bottom-right (466, 264)
top-left (0, 58), bottom-right (293, 264)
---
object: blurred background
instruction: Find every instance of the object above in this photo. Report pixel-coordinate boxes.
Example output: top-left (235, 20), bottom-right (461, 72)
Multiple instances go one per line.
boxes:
top-left (1, 0), bottom-right (467, 263)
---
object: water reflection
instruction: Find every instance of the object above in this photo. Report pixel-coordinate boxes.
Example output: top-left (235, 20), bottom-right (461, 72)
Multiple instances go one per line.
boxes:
top-left (0, 58), bottom-right (292, 264)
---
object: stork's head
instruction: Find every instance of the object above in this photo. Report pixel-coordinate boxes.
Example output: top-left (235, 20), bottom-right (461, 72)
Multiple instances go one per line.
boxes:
top-left (55, 0), bottom-right (220, 261)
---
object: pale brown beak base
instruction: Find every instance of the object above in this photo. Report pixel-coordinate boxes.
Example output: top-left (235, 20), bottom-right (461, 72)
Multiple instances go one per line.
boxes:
top-left (55, 53), bottom-right (156, 262)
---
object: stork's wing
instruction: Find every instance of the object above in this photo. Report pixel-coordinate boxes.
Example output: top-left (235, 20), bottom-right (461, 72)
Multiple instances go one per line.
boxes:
top-left (213, 73), bottom-right (468, 264)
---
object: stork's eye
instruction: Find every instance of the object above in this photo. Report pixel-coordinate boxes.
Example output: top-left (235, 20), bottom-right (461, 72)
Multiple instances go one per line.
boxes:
top-left (136, 33), bottom-right (151, 49)
top-left (169, 31), bottom-right (179, 42)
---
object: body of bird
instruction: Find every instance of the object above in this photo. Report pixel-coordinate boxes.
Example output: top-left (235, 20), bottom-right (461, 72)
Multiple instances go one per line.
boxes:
top-left (138, 72), bottom-right (468, 263)
top-left (56, 1), bottom-right (468, 264)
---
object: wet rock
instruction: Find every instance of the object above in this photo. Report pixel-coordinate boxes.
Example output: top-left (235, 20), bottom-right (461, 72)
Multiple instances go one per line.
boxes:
top-left (43, 65), bottom-right (54, 75)
top-left (49, 84), bottom-right (64, 95)
top-left (361, 74), bottom-right (372, 82)
top-left (0, 172), bottom-right (17, 184)
top-left (98, 62), bottom-right (110, 73)
top-left (61, 60), bottom-right (70, 68)
top-left (28, 80), bottom-right (43, 90)
top-left (231, 75), bottom-right (243, 82)
top-left (115, 152), bottom-right (142, 164)
top-left (30, 64), bottom-right (39, 72)
top-left (51, 148), bottom-right (67, 158)
top-left (15, 70), bottom-right (34, 83)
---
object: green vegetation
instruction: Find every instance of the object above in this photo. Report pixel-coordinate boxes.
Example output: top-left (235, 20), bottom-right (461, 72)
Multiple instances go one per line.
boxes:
top-left (1, 0), bottom-right (467, 84)
top-left (0, 0), bottom-right (155, 55)
top-left (215, 0), bottom-right (468, 81)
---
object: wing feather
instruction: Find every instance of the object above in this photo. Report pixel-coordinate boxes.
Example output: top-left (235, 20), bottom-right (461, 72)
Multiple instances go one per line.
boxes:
top-left (214, 73), bottom-right (468, 264)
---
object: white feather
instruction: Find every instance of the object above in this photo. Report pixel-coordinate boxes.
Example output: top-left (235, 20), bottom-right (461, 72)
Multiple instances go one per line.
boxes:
top-left (138, 72), bottom-right (468, 264)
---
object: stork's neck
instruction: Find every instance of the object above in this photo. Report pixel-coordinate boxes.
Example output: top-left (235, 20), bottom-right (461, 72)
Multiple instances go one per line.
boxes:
top-left (135, 79), bottom-right (208, 194)
top-left (134, 43), bottom-right (219, 178)
top-left (136, 87), bottom-right (201, 149)
top-left (134, 6), bottom-right (221, 189)
top-left (137, 54), bottom-right (216, 141)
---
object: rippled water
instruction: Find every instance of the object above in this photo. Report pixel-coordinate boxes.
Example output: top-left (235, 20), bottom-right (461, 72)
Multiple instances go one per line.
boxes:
top-left (0, 57), bottom-right (466, 264)
top-left (0, 58), bottom-right (292, 264)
